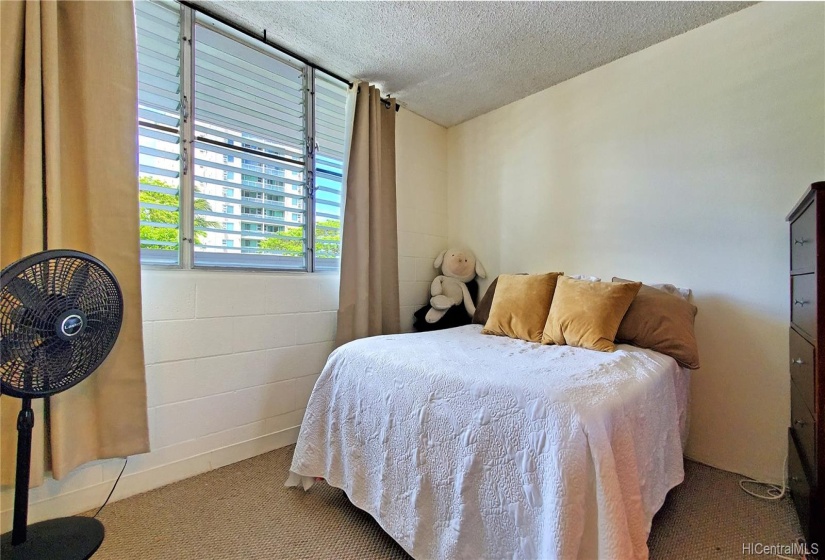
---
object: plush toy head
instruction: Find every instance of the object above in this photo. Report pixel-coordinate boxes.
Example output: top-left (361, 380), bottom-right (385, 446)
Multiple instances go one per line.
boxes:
top-left (434, 248), bottom-right (486, 283)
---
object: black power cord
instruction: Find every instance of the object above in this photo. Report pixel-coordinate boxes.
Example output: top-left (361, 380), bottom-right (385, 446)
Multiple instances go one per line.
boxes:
top-left (93, 458), bottom-right (127, 518)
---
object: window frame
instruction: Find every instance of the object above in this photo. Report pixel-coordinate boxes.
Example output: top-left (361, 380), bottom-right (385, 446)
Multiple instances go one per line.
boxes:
top-left (139, 1), bottom-right (346, 273)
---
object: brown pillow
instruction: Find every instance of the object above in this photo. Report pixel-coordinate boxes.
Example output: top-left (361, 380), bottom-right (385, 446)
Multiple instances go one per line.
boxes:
top-left (612, 277), bottom-right (700, 369)
top-left (473, 277), bottom-right (500, 325)
top-left (481, 273), bottom-right (562, 342)
top-left (472, 274), bottom-right (527, 325)
top-left (542, 277), bottom-right (641, 352)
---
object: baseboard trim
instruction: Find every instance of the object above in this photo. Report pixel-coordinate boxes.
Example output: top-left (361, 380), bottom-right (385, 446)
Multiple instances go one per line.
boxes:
top-left (0, 425), bottom-right (300, 533)
top-left (682, 451), bottom-right (782, 486)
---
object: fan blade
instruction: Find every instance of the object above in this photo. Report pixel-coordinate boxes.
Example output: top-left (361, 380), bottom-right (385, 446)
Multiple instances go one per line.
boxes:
top-left (4, 305), bottom-right (29, 331)
top-left (42, 341), bottom-right (75, 392)
top-left (0, 354), bottom-right (14, 371)
top-left (0, 338), bottom-right (14, 368)
top-left (5, 276), bottom-right (48, 313)
top-left (1, 330), bottom-right (37, 363)
top-left (6, 305), bottom-right (44, 333)
top-left (65, 261), bottom-right (90, 304)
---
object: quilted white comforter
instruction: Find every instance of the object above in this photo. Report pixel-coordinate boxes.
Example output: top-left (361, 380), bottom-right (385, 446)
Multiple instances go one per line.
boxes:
top-left (287, 325), bottom-right (690, 560)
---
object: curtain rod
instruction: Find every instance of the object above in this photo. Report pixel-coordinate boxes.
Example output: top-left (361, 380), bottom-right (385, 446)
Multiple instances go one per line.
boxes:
top-left (178, 0), bottom-right (353, 88)
top-left (358, 86), bottom-right (400, 112)
top-left (382, 98), bottom-right (401, 113)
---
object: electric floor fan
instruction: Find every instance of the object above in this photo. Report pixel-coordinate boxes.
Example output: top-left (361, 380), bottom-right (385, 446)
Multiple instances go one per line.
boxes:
top-left (0, 250), bottom-right (124, 560)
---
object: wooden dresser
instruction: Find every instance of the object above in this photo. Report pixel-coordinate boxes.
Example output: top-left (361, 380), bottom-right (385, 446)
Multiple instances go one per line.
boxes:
top-left (788, 181), bottom-right (824, 548)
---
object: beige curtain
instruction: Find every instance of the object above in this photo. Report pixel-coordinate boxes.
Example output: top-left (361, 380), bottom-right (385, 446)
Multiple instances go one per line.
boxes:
top-left (1, 0), bottom-right (149, 486)
top-left (335, 84), bottom-right (400, 346)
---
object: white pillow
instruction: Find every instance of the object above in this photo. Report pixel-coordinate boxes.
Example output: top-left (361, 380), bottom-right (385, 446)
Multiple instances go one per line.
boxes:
top-left (569, 274), bottom-right (601, 282)
top-left (612, 276), bottom-right (692, 300)
top-left (650, 283), bottom-right (692, 301)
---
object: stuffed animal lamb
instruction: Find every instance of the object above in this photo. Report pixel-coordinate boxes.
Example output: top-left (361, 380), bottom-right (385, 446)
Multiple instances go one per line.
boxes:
top-left (425, 248), bottom-right (486, 323)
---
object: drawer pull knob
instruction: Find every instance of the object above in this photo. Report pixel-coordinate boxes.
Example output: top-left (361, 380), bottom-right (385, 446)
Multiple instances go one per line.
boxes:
top-left (794, 419), bottom-right (808, 428)
top-left (793, 238), bottom-right (809, 246)
top-left (792, 358), bottom-right (805, 365)
top-left (793, 299), bottom-right (809, 307)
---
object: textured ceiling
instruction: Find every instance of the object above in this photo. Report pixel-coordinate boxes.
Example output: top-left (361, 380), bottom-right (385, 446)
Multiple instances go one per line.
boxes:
top-left (195, 1), bottom-right (754, 127)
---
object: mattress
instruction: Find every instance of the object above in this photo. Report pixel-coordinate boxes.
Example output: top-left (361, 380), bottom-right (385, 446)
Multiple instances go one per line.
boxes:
top-left (287, 325), bottom-right (690, 560)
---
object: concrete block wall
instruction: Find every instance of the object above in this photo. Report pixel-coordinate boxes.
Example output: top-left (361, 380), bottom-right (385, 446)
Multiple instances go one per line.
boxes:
top-left (140, 270), bottom-right (337, 455)
top-left (0, 271), bottom-right (339, 530)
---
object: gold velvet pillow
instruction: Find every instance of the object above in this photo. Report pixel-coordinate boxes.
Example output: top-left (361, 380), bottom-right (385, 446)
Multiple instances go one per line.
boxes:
top-left (542, 277), bottom-right (641, 352)
top-left (612, 277), bottom-right (700, 369)
top-left (472, 274), bottom-right (529, 325)
top-left (482, 273), bottom-right (562, 342)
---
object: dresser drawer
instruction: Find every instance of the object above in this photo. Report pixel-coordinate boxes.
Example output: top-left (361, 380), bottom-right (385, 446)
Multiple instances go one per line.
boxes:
top-left (792, 273), bottom-right (817, 339)
top-left (791, 201), bottom-right (816, 272)
top-left (789, 430), bottom-right (812, 542)
top-left (791, 379), bottom-right (817, 486)
top-left (790, 327), bottom-right (816, 416)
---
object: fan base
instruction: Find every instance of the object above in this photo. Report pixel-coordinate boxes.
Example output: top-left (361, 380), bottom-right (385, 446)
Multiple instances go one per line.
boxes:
top-left (0, 517), bottom-right (104, 560)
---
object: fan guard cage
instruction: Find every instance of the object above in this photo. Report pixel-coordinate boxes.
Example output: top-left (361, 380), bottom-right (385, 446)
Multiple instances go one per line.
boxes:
top-left (0, 250), bottom-right (123, 399)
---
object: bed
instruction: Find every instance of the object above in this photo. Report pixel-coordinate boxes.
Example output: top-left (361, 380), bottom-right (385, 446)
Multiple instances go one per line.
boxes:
top-left (286, 324), bottom-right (690, 560)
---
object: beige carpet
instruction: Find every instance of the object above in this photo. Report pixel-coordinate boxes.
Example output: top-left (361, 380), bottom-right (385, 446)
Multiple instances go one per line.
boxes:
top-left (86, 445), bottom-right (803, 559)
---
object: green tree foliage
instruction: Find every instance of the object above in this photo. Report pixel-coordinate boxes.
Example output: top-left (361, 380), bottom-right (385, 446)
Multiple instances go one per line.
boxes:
top-left (139, 177), bottom-right (219, 250)
top-left (258, 219), bottom-right (340, 257)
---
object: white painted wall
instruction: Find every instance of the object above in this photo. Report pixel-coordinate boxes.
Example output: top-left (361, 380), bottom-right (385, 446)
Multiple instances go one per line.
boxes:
top-left (397, 109), bottom-right (450, 331)
top-left (0, 110), bottom-right (448, 530)
top-left (447, 2), bottom-right (825, 483)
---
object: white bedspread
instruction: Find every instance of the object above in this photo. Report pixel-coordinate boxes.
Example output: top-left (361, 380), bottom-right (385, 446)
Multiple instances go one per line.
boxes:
top-left (287, 325), bottom-right (690, 560)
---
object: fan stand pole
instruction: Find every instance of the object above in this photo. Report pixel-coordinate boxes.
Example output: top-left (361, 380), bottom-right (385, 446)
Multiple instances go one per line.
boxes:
top-left (11, 397), bottom-right (34, 546)
top-left (1, 396), bottom-right (105, 560)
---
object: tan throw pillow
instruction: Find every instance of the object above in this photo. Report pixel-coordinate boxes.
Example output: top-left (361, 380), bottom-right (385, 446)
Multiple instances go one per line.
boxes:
top-left (612, 277), bottom-right (700, 369)
top-left (482, 273), bottom-right (562, 342)
top-left (542, 277), bottom-right (641, 352)
top-left (472, 274), bottom-right (528, 325)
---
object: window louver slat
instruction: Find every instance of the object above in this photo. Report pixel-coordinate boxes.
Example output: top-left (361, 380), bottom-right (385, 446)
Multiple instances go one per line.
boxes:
top-left (139, 108), bottom-right (181, 128)
top-left (195, 27), bottom-right (303, 86)
top-left (139, 181), bottom-right (178, 196)
top-left (195, 102), bottom-right (303, 150)
top-left (194, 100), bottom-right (303, 145)
top-left (193, 125), bottom-right (303, 162)
top-left (136, 0), bottom-right (182, 265)
top-left (197, 192), bottom-right (303, 213)
top-left (193, 141), bottom-right (302, 170)
top-left (194, 49), bottom-right (303, 100)
top-left (184, 171), bottom-right (302, 195)
top-left (192, 157), bottom-right (299, 187)
top-left (135, 7), bottom-right (179, 36)
top-left (194, 72), bottom-right (304, 120)
top-left (138, 87), bottom-right (180, 113)
top-left (139, 125), bottom-right (179, 144)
